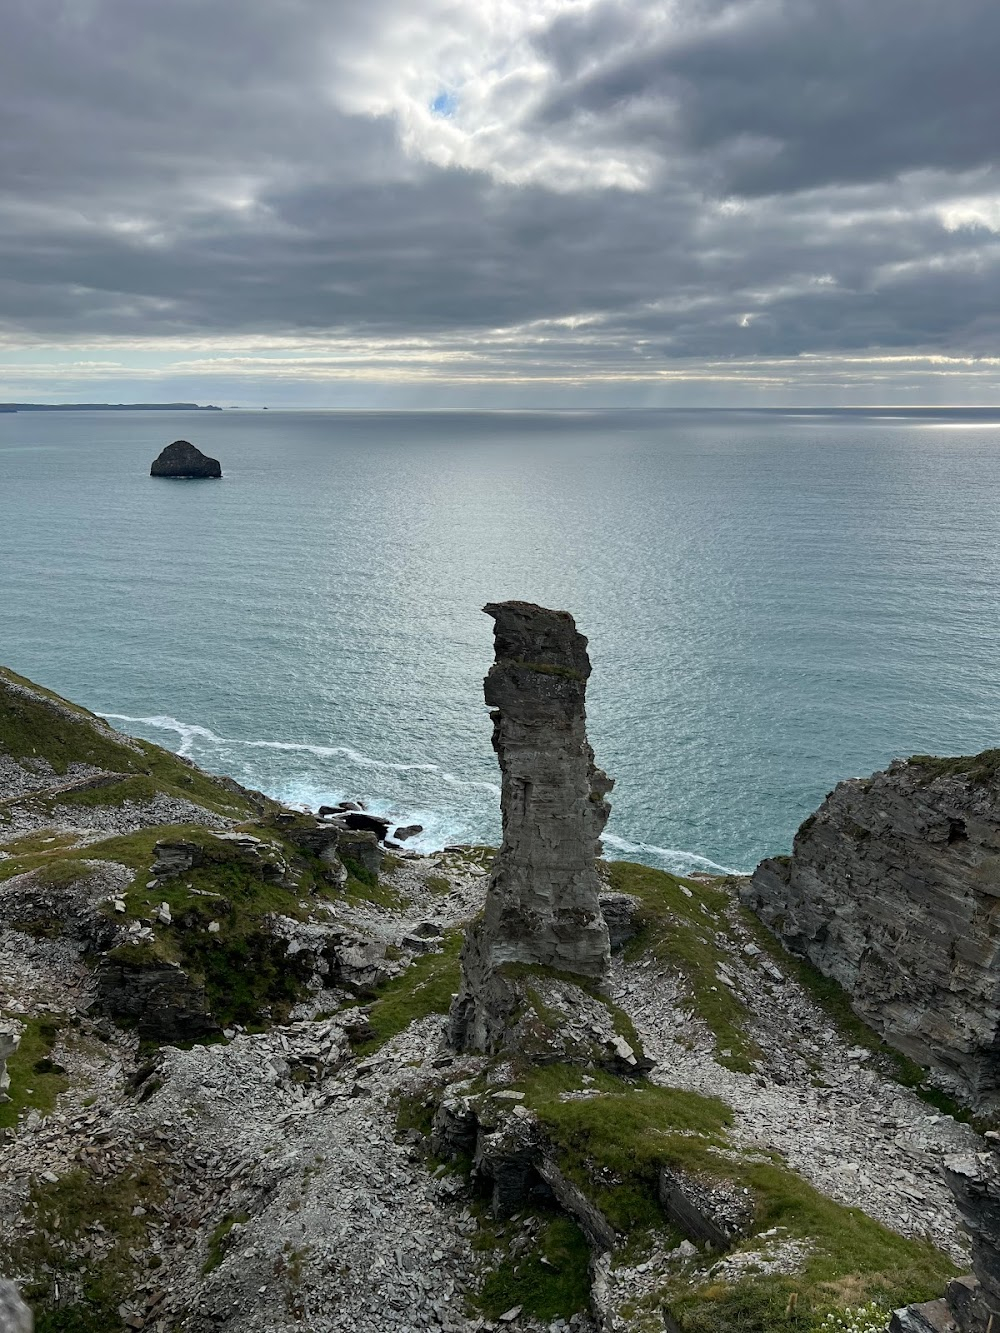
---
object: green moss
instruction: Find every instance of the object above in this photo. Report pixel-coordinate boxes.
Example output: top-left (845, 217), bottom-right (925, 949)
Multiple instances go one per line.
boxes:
top-left (342, 871), bottom-right (407, 911)
top-left (203, 1211), bottom-right (251, 1274)
top-left (475, 1214), bottom-right (592, 1321)
top-left (353, 929), bottom-right (463, 1054)
top-left (0, 1016), bottom-right (70, 1128)
top-left (4, 1160), bottom-right (167, 1331)
top-left (499, 659), bottom-right (585, 683)
top-left (909, 750), bottom-right (1000, 786)
top-left (424, 874), bottom-right (452, 895)
top-left (606, 861), bottom-right (759, 1073)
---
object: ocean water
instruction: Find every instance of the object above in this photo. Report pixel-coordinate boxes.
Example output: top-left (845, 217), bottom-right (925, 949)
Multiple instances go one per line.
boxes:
top-left (2, 407), bottom-right (1000, 875)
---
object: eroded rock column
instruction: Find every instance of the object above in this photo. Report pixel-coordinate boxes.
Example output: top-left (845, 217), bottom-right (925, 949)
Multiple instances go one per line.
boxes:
top-left (449, 600), bottom-right (612, 1052)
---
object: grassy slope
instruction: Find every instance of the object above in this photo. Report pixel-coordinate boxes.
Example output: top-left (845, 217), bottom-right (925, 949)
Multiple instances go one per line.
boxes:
top-left (0, 665), bottom-right (256, 821)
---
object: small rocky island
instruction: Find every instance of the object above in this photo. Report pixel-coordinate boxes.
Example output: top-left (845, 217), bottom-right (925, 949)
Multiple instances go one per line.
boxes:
top-left (150, 439), bottom-right (222, 478)
top-left (0, 610), bottom-right (999, 1333)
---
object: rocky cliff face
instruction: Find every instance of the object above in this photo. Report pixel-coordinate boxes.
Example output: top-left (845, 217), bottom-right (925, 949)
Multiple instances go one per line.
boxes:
top-left (448, 601), bottom-right (612, 1052)
top-left (742, 753), bottom-right (1000, 1110)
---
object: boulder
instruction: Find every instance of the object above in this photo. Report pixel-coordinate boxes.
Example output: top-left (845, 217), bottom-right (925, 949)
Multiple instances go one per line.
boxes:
top-left (338, 830), bottom-right (383, 878)
top-left (150, 439), bottom-right (222, 479)
top-left (393, 824), bottom-right (423, 842)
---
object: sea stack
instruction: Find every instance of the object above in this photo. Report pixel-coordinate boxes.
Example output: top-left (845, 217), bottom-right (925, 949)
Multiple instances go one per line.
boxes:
top-left (448, 600), bottom-right (613, 1053)
top-left (150, 439), bottom-right (222, 478)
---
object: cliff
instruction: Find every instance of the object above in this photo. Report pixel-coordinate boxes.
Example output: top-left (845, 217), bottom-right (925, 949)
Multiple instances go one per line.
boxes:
top-left (0, 662), bottom-right (988, 1333)
top-left (742, 752), bottom-right (1000, 1112)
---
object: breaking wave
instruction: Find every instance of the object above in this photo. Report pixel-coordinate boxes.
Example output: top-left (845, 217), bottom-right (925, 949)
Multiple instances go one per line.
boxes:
top-left (601, 833), bottom-right (745, 878)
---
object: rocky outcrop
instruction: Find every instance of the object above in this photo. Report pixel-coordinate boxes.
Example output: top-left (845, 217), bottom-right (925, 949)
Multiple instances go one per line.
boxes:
top-left (742, 752), bottom-right (1000, 1110)
top-left (448, 601), bottom-right (612, 1053)
top-left (96, 956), bottom-right (218, 1042)
top-left (150, 439), bottom-right (222, 478)
top-left (941, 1143), bottom-right (1000, 1331)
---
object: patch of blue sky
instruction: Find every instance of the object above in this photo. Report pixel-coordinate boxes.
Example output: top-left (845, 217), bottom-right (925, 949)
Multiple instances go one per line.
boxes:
top-left (430, 90), bottom-right (458, 118)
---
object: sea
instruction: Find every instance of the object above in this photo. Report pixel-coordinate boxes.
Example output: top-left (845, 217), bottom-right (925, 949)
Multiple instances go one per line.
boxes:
top-left (2, 406), bottom-right (1000, 876)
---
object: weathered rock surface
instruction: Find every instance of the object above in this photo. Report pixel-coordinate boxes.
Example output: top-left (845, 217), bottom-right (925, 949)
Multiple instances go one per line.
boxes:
top-left (449, 601), bottom-right (612, 1052)
top-left (149, 439), bottom-right (222, 478)
top-left (742, 753), bottom-right (1000, 1109)
top-left (939, 1143), bottom-right (1000, 1330)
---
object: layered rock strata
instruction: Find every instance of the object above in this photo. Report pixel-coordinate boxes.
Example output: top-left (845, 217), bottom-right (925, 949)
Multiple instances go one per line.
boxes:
top-left (449, 600), bottom-right (612, 1053)
top-left (150, 439), bottom-right (222, 478)
top-left (742, 753), bottom-right (1000, 1110)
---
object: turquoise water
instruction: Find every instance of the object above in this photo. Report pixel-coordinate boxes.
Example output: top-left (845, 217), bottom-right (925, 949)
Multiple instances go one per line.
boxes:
top-left (3, 407), bottom-right (1000, 874)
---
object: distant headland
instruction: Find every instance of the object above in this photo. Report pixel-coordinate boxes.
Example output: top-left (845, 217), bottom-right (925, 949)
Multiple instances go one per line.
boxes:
top-left (0, 402), bottom-right (222, 413)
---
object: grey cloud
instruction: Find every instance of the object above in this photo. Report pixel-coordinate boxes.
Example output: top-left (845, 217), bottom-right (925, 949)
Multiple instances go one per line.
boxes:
top-left (536, 0), bottom-right (1000, 194)
top-left (0, 0), bottom-right (998, 390)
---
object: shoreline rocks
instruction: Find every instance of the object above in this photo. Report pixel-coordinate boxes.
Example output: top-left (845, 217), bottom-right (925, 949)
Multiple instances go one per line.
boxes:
top-left (150, 439), bottom-right (222, 479)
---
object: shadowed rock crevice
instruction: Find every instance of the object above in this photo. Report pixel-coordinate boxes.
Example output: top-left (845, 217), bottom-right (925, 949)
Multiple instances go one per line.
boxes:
top-left (448, 601), bottom-right (612, 1054)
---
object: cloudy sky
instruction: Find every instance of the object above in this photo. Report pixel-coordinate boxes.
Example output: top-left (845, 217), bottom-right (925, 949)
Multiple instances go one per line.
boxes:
top-left (2, 0), bottom-right (999, 406)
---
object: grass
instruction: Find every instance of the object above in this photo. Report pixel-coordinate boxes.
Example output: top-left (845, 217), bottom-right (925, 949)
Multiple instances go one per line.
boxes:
top-left (351, 928), bottom-right (463, 1054)
top-left (0, 1016), bottom-right (70, 1128)
top-left (203, 1211), bottom-right (251, 1273)
top-left (475, 1213), bottom-right (592, 1321)
top-left (4, 1159), bottom-right (167, 1333)
top-left (908, 749), bottom-right (1000, 786)
top-left (658, 1142), bottom-right (958, 1330)
top-left (0, 664), bottom-right (256, 819)
top-left (501, 1062), bottom-right (956, 1331)
top-left (519, 1063), bottom-right (732, 1235)
top-left (605, 860), bottom-right (760, 1073)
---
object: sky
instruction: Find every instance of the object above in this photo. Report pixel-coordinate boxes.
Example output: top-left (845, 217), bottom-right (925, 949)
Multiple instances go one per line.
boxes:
top-left (2, 0), bottom-right (1000, 407)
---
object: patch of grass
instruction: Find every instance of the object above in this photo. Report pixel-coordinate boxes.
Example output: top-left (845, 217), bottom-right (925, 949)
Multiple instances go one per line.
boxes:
top-left (203, 1211), bottom-right (251, 1274)
top-left (0, 665), bottom-right (256, 818)
top-left (342, 869), bottom-right (407, 910)
top-left (475, 1213), bottom-right (592, 1321)
top-left (0, 829), bottom-right (79, 857)
top-left (0, 1017), bottom-right (70, 1128)
top-left (425, 874), bottom-right (452, 895)
top-left (909, 750), bottom-right (1000, 786)
top-left (4, 1159), bottom-right (167, 1331)
top-left (659, 1142), bottom-right (958, 1330)
top-left (519, 1063), bottom-right (732, 1234)
top-left (353, 929), bottom-right (463, 1054)
top-left (605, 861), bottom-right (760, 1073)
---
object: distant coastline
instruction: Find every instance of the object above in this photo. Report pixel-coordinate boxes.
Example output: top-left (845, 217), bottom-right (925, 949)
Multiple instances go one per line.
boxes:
top-left (0, 402), bottom-right (221, 413)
